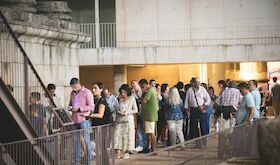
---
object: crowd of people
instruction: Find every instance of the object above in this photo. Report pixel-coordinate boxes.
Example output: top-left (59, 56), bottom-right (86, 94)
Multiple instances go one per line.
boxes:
top-left (26, 76), bottom-right (280, 163)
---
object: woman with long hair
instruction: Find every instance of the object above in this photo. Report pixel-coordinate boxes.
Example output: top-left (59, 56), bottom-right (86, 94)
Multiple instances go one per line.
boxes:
top-left (86, 82), bottom-right (110, 126)
top-left (166, 87), bottom-right (185, 146)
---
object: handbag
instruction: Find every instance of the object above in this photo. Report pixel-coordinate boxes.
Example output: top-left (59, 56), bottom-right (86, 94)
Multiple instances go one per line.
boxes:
top-left (218, 113), bottom-right (236, 135)
top-left (193, 87), bottom-right (207, 113)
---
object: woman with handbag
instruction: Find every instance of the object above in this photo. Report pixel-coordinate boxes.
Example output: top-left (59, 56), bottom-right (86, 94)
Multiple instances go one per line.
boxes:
top-left (114, 84), bottom-right (138, 159)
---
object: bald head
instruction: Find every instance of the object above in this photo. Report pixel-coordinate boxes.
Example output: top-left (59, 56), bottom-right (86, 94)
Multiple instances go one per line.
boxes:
top-left (191, 77), bottom-right (200, 89)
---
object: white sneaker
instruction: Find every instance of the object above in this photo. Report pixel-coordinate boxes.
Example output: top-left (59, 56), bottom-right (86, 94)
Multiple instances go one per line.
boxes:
top-left (134, 146), bottom-right (143, 152)
top-left (123, 153), bottom-right (130, 159)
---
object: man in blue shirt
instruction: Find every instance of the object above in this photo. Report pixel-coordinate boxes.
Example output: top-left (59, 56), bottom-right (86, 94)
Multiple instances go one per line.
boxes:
top-left (236, 82), bottom-right (255, 125)
top-left (248, 80), bottom-right (261, 120)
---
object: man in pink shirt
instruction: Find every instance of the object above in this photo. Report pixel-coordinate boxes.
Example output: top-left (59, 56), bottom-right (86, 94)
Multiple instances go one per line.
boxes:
top-left (69, 78), bottom-right (94, 165)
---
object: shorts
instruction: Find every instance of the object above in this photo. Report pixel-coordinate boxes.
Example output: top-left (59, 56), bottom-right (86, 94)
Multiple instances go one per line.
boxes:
top-left (144, 121), bottom-right (156, 134)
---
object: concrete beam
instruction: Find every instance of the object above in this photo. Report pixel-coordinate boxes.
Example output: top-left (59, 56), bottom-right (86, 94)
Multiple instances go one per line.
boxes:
top-left (79, 44), bottom-right (280, 66)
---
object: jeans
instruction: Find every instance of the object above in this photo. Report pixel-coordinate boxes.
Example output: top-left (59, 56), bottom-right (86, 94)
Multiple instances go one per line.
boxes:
top-left (137, 114), bottom-right (147, 148)
top-left (72, 120), bottom-right (93, 165)
top-left (189, 108), bottom-right (208, 139)
top-left (167, 119), bottom-right (185, 146)
top-left (183, 115), bottom-right (189, 140)
top-left (206, 106), bottom-right (212, 134)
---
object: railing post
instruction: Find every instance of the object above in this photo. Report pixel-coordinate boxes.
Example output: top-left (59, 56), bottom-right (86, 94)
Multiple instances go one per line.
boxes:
top-left (111, 124), bottom-right (115, 165)
top-left (24, 56), bottom-right (29, 116)
top-left (95, 127), bottom-right (100, 165)
top-left (55, 135), bottom-right (61, 164)
top-left (95, 0), bottom-right (100, 48)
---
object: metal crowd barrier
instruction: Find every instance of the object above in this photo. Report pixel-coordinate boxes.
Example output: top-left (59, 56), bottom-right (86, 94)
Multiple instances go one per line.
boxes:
top-left (115, 120), bottom-right (262, 165)
top-left (0, 124), bottom-right (115, 165)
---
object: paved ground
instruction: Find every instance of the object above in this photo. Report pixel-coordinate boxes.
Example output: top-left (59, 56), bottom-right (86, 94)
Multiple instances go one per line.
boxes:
top-left (115, 135), bottom-right (224, 165)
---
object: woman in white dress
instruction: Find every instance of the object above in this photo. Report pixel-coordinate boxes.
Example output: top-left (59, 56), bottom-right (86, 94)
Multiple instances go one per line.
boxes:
top-left (115, 84), bottom-right (138, 159)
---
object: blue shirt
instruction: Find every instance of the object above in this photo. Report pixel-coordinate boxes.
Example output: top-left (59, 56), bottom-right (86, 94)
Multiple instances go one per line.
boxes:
top-left (166, 102), bottom-right (184, 121)
top-left (236, 93), bottom-right (255, 125)
top-left (29, 103), bottom-right (46, 136)
top-left (250, 89), bottom-right (261, 119)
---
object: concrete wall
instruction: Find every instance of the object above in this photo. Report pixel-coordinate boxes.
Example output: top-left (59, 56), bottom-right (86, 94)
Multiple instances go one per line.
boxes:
top-left (116, 0), bottom-right (280, 47)
top-left (0, 36), bottom-right (80, 107)
top-left (25, 43), bottom-right (80, 107)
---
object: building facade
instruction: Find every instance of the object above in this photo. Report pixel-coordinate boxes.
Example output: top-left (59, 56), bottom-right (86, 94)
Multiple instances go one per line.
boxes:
top-left (68, 0), bottom-right (280, 93)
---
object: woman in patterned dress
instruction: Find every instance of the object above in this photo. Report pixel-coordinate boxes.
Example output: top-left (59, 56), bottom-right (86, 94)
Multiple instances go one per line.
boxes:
top-left (114, 84), bottom-right (138, 159)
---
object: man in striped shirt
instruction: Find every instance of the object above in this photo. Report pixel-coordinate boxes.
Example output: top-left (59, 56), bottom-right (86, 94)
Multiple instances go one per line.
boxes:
top-left (215, 81), bottom-right (243, 120)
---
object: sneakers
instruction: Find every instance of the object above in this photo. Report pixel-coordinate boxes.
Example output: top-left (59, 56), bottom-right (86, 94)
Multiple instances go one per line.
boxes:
top-left (139, 148), bottom-right (153, 154)
top-left (157, 140), bottom-right (164, 144)
top-left (123, 153), bottom-right (130, 159)
top-left (134, 146), bottom-right (143, 152)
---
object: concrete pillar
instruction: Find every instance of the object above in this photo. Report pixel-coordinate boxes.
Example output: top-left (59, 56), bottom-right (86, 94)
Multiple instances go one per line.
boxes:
top-left (113, 65), bottom-right (127, 92)
top-left (95, 0), bottom-right (100, 48)
top-left (199, 64), bottom-right (208, 83)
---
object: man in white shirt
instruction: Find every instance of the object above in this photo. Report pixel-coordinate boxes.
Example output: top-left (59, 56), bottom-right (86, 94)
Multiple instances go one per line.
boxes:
top-left (185, 77), bottom-right (211, 139)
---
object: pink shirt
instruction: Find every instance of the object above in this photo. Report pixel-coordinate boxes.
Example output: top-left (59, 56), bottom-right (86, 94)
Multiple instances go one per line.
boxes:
top-left (69, 86), bottom-right (94, 124)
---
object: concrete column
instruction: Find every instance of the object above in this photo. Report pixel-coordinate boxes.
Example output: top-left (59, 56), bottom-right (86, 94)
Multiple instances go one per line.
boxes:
top-left (199, 64), bottom-right (208, 83)
top-left (95, 0), bottom-right (100, 48)
top-left (113, 65), bottom-right (127, 92)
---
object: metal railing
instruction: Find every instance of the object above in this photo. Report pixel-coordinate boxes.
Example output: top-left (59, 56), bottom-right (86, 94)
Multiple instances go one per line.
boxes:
top-left (0, 10), bottom-right (64, 137)
top-left (116, 120), bottom-right (261, 165)
top-left (80, 23), bottom-right (116, 48)
top-left (0, 124), bottom-right (115, 165)
top-left (79, 21), bottom-right (280, 48)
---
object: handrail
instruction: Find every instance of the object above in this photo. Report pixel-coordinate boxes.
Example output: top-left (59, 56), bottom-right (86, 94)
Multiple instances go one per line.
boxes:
top-left (0, 10), bottom-right (56, 109)
top-left (147, 119), bottom-right (262, 156)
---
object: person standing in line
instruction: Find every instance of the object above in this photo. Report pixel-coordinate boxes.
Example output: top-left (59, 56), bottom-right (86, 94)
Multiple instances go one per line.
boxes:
top-left (29, 92), bottom-right (48, 137)
top-left (218, 80), bottom-right (227, 95)
top-left (208, 86), bottom-right (217, 133)
top-left (248, 80), bottom-right (261, 121)
top-left (157, 83), bottom-right (169, 144)
top-left (166, 87), bottom-right (185, 146)
top-left (271, 77), bottom-right (280, 117)
top-left (184, 83), bottom-right (192, 140)
top-left (86, 82), bottom-right (110, 126)
top-left (150, 79), bottom-right (157, 89)
top-left (68, 78), bottom-right (93, 165)
top-left (139, 79), bottom-right (158, 153)
top-left (104, 88), bottom-right (119, 122)
top-left (176, 82), bottom-right (187, 139)
top-left (131, 80), bottom-right (147, 153)
top-left (236, 82), bottom-right (255, 125)
top-left (215, 81), bottom-right (242, 120)
top-left (201, 83), bottom-right (212, 134)
top-left (45, 83), bottom-right (62, 134)
top-left (114, 84), bottom-right (138, 159)
top-left (184, 77), bottom-right (211, 140)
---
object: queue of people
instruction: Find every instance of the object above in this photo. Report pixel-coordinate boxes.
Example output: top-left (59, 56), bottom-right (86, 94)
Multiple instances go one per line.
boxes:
top-left (26, 76), bottom-right (279, 162)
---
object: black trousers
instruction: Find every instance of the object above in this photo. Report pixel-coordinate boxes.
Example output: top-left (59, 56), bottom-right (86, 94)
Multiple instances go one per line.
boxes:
top-left (215, 106), bottom-right (236, 120)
